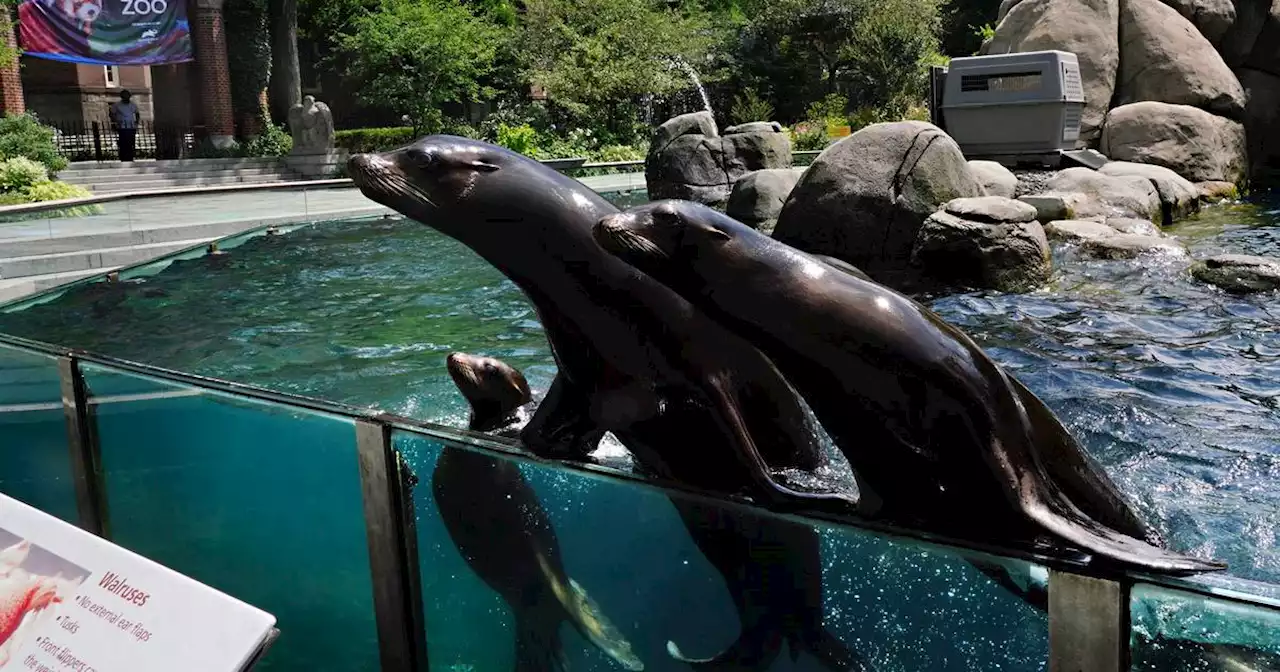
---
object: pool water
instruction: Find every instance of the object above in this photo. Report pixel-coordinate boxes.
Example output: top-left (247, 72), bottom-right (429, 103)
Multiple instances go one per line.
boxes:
top-left (0, 195), bottom-right (1278, 670)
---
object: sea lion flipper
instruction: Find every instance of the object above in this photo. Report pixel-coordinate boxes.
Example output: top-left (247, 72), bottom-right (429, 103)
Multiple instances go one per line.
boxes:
top-left (521, 374), bottom-right (604, 459)
top-left (666, 619), bottom-right (785, 671)
top-left (706, 376), bottom-right (860, 511)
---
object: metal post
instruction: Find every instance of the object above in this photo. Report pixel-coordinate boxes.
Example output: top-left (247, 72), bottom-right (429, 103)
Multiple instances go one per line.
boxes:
top-left (58, 357), bottom-right (109, 538)
top-left (356, 420), bottom-right (430, 672)
top-left (92, 122), bottom-right (103, 163)
top-left (1048, 570), bottom-right (1128, 672)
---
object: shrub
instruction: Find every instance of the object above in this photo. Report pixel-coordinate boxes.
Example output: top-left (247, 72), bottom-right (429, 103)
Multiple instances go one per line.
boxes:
top-left (0, 157), bottom-right (49, 192)
top-left (730, 88), bottom-right (775, 125)
top-left (25, 180), bottom-right (93, 203)
top-left (0, 113), bottom-right (68, 175)
top-left (494, 123), bottom-right (538, 155)
top-left (243, 120), bottom-right (293, 157)
top-left (592, 144), bottom-right (644, 162)
top-left (334, 127), bottom-right (417, 153)
top-left (790, 123), bottom-right (830, 151)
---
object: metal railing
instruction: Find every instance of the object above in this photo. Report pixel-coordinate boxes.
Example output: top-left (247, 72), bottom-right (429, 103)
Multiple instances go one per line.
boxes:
top-left (48, 119), bottom-right (202, 162)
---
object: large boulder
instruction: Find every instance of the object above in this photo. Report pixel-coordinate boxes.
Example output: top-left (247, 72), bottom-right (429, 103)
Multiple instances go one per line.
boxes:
top-left (985, 0), bottom-right (1119, 146)
top-left (1044, 219), bottom-right (1118, 242)
top-left (1115, 0), bottom-right (1246, 119)
top-left (1097, 161), bottom-right (1200, 224)
top-left (1105, 217), bottom-right (1161, 235)
top-left (1100, 102), bottom-right (1247, 183)
top-left (1044, 167), bottom-right (1162, 221)
top-left (1194, 180), bottom-right (1239, 201)
top-left (1157, 0), bottom-right (1235, 45)
top-left (911, 207), bottom-right (1052, 293)
top-left (726, 169), bottom-right (802, 234)
top-left (1237, 69), bottom-right (1280, 177)
top-left (645, 113), bottom-right (791, 207)
top-left (969, 160), bottom-right (1018, 198)
top-left (773, 121), bottom-right (982, 288)
top-left (1191, 254), bottom-right (1280, 293)
top-left (1081, 233), bottom-right (1188, 259)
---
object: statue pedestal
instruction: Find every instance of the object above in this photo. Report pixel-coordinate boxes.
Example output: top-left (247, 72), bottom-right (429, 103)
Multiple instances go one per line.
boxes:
top-left (283, 148), bottom-right (348, 179)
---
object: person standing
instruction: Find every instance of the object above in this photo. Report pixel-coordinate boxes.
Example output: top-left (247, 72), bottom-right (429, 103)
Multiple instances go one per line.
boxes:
top-left (109, 90), bottom-right (141, 162)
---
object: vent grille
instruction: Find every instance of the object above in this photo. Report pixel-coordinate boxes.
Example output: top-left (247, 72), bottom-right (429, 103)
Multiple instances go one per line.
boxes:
top-left (1062, 64), bottom-right (1084, 100)
top-left (959, 71), bottom-right (1044, 93)
top-left (1062, 106), bottom-right (1082, 142)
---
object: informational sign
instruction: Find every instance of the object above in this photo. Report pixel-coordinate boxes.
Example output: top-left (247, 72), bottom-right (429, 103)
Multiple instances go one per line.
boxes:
top-left (826, 124), bottom-right (852, 139)
top-left (0, 494), bottom-right (276, 671)
top-left (16, 0), bottom-right (194, 66)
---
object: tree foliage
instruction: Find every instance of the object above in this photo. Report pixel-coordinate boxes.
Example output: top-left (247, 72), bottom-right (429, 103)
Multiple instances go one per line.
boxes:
top-left (336, 0), bottom-right (504, 132)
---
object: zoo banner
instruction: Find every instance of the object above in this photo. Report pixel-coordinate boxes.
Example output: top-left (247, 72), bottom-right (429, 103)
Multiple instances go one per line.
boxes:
top-left (17, 0), bottom-right (194, 66)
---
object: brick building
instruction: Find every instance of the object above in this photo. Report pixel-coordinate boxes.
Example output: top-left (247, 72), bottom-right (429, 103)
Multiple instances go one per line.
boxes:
top-left (5, 0), bottom-right (236, 148)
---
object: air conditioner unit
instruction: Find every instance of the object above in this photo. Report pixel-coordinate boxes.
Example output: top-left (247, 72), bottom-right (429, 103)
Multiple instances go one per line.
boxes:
top-left (940, 50), bottom-right (1086, 164)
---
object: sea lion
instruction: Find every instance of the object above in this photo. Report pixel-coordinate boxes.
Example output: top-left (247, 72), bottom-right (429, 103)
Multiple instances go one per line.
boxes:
top-left (592, 199), bottom-right (1226, 575)
top-left (437, 355), bottom-right (644, 672)
top-left (349, 136), bottom-right (855, 511)
top-left (447, 353), bottom-right (871, 672)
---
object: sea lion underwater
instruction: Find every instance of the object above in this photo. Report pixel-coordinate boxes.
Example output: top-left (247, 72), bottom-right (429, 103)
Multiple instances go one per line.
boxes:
top-left (592, 199), bottom-right (1226, 575)
top-left (436, 354), bottom-right (644, 672)
top-left (447, 353), bottom-right (872, 672)
top-left (349, 136), bottom-right (855, 511)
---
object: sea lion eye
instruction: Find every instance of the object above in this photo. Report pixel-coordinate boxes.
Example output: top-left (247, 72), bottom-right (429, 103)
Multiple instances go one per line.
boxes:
top-left (407, 149), bottom-right (436, 169)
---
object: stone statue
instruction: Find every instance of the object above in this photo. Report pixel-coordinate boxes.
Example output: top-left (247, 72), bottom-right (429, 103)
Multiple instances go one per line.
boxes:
top-left (288, 95), bottom-right (335, 155)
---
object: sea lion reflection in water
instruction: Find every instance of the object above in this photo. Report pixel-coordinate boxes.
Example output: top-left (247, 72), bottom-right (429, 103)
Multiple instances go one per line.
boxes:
top-left (348, 137), bottom-right (858, 513)
top-left (593, 199), bottom-right (1226, 576)
top-left (447, 353), bottom-right (872, 672)
top-left (435, 353), bottom-right (644, 672)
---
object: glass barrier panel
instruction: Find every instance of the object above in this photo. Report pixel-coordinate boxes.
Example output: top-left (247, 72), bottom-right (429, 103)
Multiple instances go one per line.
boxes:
top-left (394, 431), bottom-right (1051, 672)
top-left (80, 363), bottom-right (380, 671)
top-left (1130, 582), bottom-right (1280, 670)
top-left (0, 342), bottom-right (77, 522)
top-left (0, 200), bottom-right (134, 245)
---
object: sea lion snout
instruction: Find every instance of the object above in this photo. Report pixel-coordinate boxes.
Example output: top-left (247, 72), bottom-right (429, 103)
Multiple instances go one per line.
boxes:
top-left (592, 213), bottom-right (635, 251)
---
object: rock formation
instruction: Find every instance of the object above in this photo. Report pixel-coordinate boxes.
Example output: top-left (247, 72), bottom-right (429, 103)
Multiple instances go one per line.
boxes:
top-left (645, 112), bottom-right (792, 208)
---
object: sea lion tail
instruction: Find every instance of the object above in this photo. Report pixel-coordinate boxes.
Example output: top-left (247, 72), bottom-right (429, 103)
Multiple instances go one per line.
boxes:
top-left (536, 552), bottom-right (644, 671)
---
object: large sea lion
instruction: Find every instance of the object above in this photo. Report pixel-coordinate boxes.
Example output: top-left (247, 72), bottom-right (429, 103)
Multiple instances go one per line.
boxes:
top-left (436, 354), bottom-right (644, 672)
top-left (592, 199), bottom-right (1226, 575)
top-left (446, 353), bottom-right (871, 672)
top-left (349, 137), bottom-right (855, 511)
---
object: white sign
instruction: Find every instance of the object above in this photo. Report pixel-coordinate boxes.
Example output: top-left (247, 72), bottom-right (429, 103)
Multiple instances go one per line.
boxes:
top-left (0, 494), bottom-right (277, 671)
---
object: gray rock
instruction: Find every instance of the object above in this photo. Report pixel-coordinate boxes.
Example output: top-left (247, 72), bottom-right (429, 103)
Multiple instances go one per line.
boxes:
top-left (646, 112), bottom-right (791, 207)
top-left (944, 196), bottom-right (1038, 223)
top-left (723, 128), bottom-right (792, 177)
top-left (1018, 192), bottom-right (1091, 221)
top-left (1045, 167), bottom-right (1161, 221)
top-left (1098, 161), bottom-right (1200, 225)
top-left (1105, 217), bottom-right (1161, 235)
top-left (1100, 102), bottom-right (1247, 183)
top-left (724, 121), bottom-right (784, 134)
top-left (773, 121), bottom-right (982, 287)
top-left (726, 169), bottom-right (803, 234)
top-left (1012, 169), bottom-right (1058, 198)
top-left (650, 111), bottom-right (718, 154)
top-left (1245, 3), bottom-right (1280, 77)
top-left (1045, 219), bottom-right (1118, 242)
top-left (1191, 254), bottom-right (1280, 293)
top-left (998, 0), bottom-right (1027, 20)
top-left (1237, 68), bottom-right (1280, 179)
top-left (911, 211), bottom-right (1052, 292)
top-left (1081, 233), bottom-right (1187, 259)
top-left (969, 160), bottom-right (1018, 198)
top-left (1115, 0), bottom-right (1246, 119)
top-left (986, 0), bottom-right (1120, 146)
top-left (1194, 180), bottom-right (1239, 202)
top-left (1157, 0), bottom-right (1235, 45)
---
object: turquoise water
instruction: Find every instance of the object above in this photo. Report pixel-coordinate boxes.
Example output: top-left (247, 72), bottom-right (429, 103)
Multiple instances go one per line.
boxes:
top-left (0, 194), bottom-right (1278, 670)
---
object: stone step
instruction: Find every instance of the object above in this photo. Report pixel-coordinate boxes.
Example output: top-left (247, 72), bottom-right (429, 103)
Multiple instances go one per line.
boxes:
top-left (0, 267), bottom-right (116, 304)
top-left (58, 165), bottom-right (293, 180)
top-left (0, 238), bottom-right (220, 280)
top-left (71, 173), bottom-right (309, 194)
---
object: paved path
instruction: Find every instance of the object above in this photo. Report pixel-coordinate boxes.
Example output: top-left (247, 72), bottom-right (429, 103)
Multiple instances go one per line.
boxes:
top-left (0, 172), bottom-right (648, 244)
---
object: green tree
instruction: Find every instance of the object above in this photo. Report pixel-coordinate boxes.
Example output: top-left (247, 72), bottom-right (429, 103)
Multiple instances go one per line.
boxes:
top-left (517, 0), bottom-right (719, 139)
top-left (336, 0), bottom-right (505, 132)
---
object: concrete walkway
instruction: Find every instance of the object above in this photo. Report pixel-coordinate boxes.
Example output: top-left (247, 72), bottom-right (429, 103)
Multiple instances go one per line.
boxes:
top-left (0, 172), bottom-right (647, 302)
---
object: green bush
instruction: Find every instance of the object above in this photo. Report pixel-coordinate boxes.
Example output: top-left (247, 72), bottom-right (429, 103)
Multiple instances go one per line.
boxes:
top-left (789, 123), bottom-right (830, 151)
top-left (0, 157), bottom-right (49, 192)
top-left (243, 120), bottom-right (293, 157)
top-left (334, 127), bottom-right (418, 153)
top-left (0, 113), bottom-right (68, 175)
top-left (592, 144), bottom-right (644, 162)
top-left (25, 180), bottom-right (93, 203)
top-left (494, 123), bottom-right (538, 155)
top-left (730, 88), bottom-right (775, 126)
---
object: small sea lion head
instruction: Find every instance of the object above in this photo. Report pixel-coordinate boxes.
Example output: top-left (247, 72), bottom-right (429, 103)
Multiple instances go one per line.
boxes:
top-left (348, 135), bottom-right (507, 222)
top-left (445, 352), bottom-right (533, 431)
top-left (593, 200), bottom-right (733, 280)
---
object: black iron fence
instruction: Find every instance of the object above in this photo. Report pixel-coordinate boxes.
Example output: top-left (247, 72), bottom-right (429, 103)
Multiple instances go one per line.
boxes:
top-left (48, 120), bottom-right (202, 162)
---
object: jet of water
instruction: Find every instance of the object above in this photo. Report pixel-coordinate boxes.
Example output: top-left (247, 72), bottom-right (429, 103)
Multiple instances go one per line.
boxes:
top-left (664, 55), bottom-right (714, 117)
